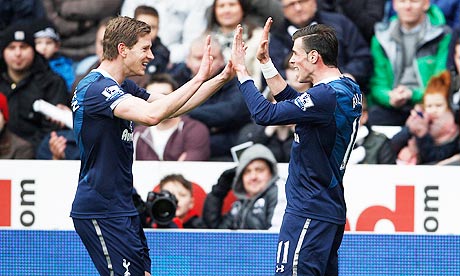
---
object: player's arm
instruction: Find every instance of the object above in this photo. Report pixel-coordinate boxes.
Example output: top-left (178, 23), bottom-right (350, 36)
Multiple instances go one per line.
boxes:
top-left (254, 17), bottom-right (287, 96)
top-left (172, 60), bottom-right (235, 117)
top-left (142, 61), bottom-right (234, 117)
top-left (114, 36), bottom-right (214, 125)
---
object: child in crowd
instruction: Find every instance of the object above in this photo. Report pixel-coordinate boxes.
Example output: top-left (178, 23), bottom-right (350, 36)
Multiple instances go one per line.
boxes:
top-left (34, 20), bottom-right (75, 92)
top-left (391, 71), bottom-right (460, 164)
top-left (157, 174), bottom-right (206, 228)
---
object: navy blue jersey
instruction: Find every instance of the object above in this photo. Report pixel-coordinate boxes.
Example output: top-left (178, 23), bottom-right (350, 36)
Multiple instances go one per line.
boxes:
top-left (70, 69), bottom-right (150, 219)
top-left (239, 77), bottom-right (361, 224)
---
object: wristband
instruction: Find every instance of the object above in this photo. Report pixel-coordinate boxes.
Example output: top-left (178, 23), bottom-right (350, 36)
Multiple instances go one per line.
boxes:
top-left (260, 59), bottom-right (278, 79)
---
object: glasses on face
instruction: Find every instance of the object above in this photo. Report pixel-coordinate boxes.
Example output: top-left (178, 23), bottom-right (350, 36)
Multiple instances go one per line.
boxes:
top-left (283, 0), bottom-right (310, 10)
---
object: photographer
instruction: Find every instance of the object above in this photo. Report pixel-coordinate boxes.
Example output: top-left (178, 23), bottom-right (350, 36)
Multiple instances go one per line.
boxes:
top-left (134, 174), bottom-right (206, 229)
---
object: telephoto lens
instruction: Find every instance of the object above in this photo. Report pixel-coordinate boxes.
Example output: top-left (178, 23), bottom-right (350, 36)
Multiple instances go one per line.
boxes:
top-left (146, 190), bottom-right (178, 225)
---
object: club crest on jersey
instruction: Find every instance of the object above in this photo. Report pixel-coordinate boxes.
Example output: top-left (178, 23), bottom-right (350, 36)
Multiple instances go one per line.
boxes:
top-left (101, 85), bottom-right (124, 101)
top-left (294, 93), bottom-right (314, 111)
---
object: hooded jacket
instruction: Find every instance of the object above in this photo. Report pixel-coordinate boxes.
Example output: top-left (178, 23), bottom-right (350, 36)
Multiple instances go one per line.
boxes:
top-left (203, 144), bottom-right (283, 230)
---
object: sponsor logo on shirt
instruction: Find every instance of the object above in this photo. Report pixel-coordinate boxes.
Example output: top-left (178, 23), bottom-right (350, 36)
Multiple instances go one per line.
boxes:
top-left (294, 93), bottom-right (314, 111)
top-left (102, 85), bottom-right (124, 101)
top-left (121, 129), bottom-right (133, 142)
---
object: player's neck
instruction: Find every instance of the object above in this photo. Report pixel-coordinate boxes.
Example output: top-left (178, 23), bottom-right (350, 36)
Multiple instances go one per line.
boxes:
top-left (312, 67), bottom-right (342, 85)
top-left (98, 60), bottom-right (125, 84)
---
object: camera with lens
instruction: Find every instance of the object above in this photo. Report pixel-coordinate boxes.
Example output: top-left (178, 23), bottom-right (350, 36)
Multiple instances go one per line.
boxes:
top-left (133, 190), bottom-right (178, 227)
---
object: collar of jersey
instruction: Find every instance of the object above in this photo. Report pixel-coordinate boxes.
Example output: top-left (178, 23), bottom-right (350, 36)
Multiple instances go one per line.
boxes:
top-left (91, 68), bottom-right (120, 85)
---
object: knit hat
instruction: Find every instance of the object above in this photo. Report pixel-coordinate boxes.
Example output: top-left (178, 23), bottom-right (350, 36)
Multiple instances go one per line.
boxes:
top-left (0, 93), bottom-right (9, 122)
top-left (0, 22), bottom-right (35, 53)
top-left (33, 19), bottom-right (60, 42)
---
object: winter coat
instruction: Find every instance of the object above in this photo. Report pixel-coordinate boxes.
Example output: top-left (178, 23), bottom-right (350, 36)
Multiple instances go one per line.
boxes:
top-left (368, 5), bottom-right (452, 108)
top-left (0, 54), bottom-right (69, 147)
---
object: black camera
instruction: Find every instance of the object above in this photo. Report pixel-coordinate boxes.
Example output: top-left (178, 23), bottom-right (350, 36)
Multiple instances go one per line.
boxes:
top-left (145, 190), bottom-right (178, 225)
top-left (133, 190), bottom-right (178, 227)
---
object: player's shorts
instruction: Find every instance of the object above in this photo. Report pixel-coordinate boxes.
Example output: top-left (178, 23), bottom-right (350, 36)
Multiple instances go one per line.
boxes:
top-left (275, 213), bottom-right (345, 276)
top-left (73, 215), bottom-right (151, 276)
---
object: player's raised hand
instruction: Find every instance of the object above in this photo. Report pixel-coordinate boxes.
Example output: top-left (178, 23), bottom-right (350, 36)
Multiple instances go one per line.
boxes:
top-left (231, 24), bottom-right (247, 74)
top-left (218, 59), bottom-right (236, 81)
top-left (256, 17), bottom-right (273, 64)
top-left (196, 35), bottom-right (214, 82)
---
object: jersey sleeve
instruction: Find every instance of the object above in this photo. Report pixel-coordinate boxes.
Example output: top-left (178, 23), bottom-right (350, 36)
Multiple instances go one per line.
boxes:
top-left (84, 79), bottom-right (132, 119)
top-left (122, 79), bottom-right (151, 101)
top-left (239, 79), bottom-right (336, 126)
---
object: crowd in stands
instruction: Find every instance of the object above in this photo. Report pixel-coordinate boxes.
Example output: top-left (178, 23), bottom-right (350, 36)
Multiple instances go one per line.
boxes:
top-left (1, 0), bottom-right (460, 226)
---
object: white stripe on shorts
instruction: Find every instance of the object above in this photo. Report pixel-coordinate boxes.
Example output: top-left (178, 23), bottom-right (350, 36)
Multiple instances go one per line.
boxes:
top-left (92, 219), bottom-right (114, 276)
top-left (292, 218), bottom-right (311, 276)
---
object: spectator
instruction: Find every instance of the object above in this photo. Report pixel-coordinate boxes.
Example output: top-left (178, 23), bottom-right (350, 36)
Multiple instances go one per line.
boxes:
top-left (203, 144), bottom-right (285, 230)
top-left (205, 0), bottom-right (263, 88)
top-left (157, 174), bottom-right (206, 228)
top-left (133, 74), bottom-right (211, 161)
top-left (72, 17), bottom-right (110, 87)
top-left (368, 1), bottom-right (452, 126)
top-left (269, 0), bottom-right (373, 91)
top-left (121, 0), bottom-right (212, 64)
top-left (33, 19), bottom-right (75, 93)
top-left (42, 0), bottom-right (123, 61)
top-left (168, 35), bottom-right (251, 160)
top-left (318, 0), bottom-right (386, 43)
top-left (391, 71), bottom-right (460, 165)
top-left (0, 93), bottom-right (35, 159)
top-left (349, 96), bottom-right (397, 164)
top-left (0, 22), bottom-right (69, 151)
top-left (134, 5), bottom-right (170, 78)
top-left (0, 0), bottom-right (46, 30)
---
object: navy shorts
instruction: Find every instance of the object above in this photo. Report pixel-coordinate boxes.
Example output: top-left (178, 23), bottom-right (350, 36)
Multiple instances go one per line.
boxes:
top-left (73, 216), bottom-right (151, 275)
top-left (275, 213), bottom-right (345, 276)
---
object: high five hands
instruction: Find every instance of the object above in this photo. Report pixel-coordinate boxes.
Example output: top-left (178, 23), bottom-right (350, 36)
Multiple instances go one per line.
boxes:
top-left (195, 35), bottom-right (215, 82)
top-left (231, 17), bottom-right (274, 79)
